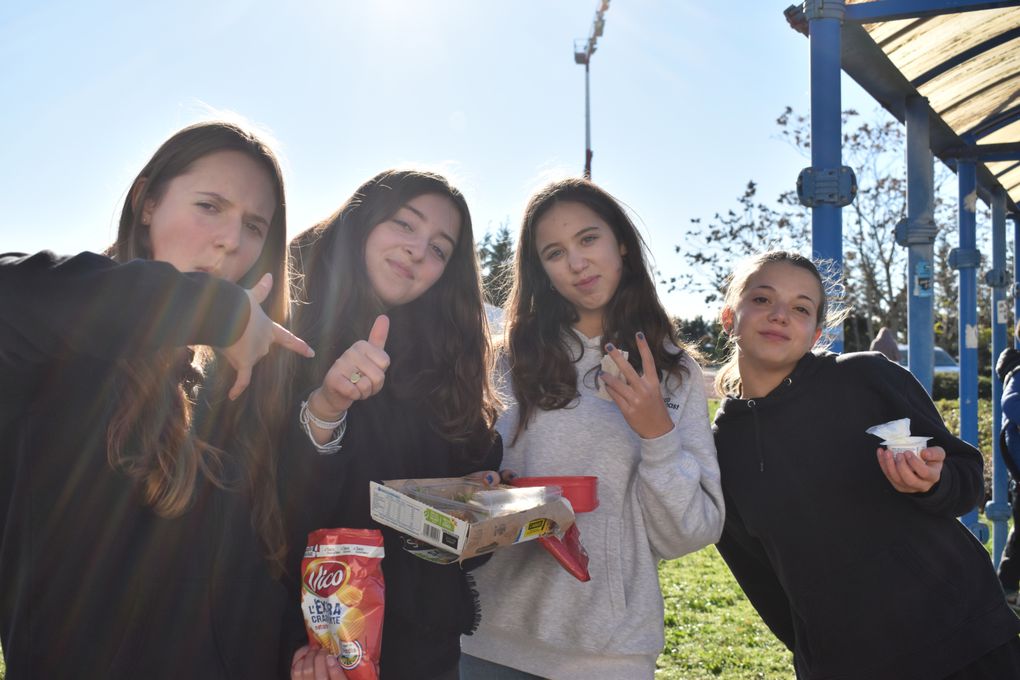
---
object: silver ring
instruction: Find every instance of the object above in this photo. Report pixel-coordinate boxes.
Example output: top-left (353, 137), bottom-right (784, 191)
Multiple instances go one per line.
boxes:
top-left (349, 370), bottom-right (362, 384)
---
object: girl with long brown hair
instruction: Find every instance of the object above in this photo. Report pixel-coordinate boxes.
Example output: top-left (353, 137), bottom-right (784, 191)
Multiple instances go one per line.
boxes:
top-left (280, 169), bottom-right (501, 680)
top-left (460, 178), bottom-right (723, 680)
top-left (0, 121), bottom-right (312, 678)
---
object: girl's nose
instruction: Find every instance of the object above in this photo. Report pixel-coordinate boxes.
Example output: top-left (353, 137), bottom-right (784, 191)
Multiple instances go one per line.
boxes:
top-left (214, 218), bottom-right (242, 252)
top-left (404, 236), bottom-right (428, 261)
top-left (567, 251), bottom-right (587, 273)
top-left (768, 306), bottom-right (789, 323)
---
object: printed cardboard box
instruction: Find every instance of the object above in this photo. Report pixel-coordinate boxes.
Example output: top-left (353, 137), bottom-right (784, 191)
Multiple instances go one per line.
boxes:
top-left (369, 478), bottom-right (575, 564)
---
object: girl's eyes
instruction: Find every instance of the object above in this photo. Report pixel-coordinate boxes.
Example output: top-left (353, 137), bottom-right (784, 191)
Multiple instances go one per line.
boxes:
top-left (196, 201), bottom-right (218, 213)
top-left (543, 248), bottom-right (564, 261)
top-left (751, 295), bottom-right (770, 304)
top-left (580, 234), bottom-right (598, 245)
top-left (394, 219), bottom-right (413, 232)
top-left (245, 222), bottom-right (265, 239)
top-left (430, 243), bottom-right (449, 262)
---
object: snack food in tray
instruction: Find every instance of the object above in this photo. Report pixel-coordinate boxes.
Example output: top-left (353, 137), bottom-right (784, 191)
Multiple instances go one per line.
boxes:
top-left (402, 479), bottom-right (563, 522)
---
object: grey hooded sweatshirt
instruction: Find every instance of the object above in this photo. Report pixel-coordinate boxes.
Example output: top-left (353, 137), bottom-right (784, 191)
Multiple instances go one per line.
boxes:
top-left (462, 330), bottom-right (724, 679)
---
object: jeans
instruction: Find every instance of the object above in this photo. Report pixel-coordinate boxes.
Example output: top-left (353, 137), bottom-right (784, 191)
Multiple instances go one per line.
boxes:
top-left (459, 654), bottom-right (547, 679)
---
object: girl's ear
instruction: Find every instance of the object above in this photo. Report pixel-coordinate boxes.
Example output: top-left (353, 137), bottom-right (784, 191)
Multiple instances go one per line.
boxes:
top-left (720, 306), bottom-right (734, 333)
top-left (813, 326), bottom-right (823, 344)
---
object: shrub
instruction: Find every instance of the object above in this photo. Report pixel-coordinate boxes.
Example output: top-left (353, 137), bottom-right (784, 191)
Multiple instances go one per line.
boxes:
top-left (934, 399), bottom-right (994, 505)
top-left (932, 374), bottom-right (992, 401)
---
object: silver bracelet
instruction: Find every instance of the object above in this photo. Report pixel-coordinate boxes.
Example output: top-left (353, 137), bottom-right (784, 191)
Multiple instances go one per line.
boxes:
top-left (299, 400), bottom-right (347, 430)
top-left (299, 400), bottom-right (348, 454)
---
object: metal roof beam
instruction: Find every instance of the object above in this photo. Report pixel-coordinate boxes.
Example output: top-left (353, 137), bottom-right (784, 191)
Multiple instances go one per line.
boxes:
top-left (969, 104), bottom-right (1020, 140)
top-left (838, 21), bottom-right (1019, 212)
top-left (846, 0), bottom-right (1019, 23)
top-left (911, 27), bottom-right (1020, 87)
top-left (942, 142), bottom-right (1020, 161)
top-left (995, 160), bottom-right (1020, 177)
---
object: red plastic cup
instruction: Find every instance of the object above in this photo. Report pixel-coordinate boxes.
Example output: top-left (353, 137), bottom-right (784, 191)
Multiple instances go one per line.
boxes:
top-left (510, 475), bottom-right (599, 513)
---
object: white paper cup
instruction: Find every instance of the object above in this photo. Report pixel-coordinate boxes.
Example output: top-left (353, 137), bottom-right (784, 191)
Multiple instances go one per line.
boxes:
top-left (882, 436), bottom-right (931, 460)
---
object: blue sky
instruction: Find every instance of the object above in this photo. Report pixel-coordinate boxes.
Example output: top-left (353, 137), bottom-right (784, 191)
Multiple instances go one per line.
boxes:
top-left (0, 0), bottom-right (877, 320)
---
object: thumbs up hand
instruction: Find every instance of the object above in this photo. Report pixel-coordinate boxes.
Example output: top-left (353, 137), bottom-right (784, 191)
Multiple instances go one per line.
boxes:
top-left (305, 315), bottom-right (391, 426)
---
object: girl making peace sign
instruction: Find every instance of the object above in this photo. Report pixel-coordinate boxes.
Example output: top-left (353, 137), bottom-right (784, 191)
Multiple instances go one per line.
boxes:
top-left (461, 178), bottom-right (724, 680)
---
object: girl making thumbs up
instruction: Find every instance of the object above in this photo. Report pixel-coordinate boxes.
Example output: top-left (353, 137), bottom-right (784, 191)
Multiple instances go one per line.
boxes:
top-left (281, 170), bottom-right (502, 680)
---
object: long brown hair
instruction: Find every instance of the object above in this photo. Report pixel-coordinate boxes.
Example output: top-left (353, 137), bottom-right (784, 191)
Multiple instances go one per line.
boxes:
top-left (107, 120), bottom-right (292, 573)
top-left (504, 178), bottom-right (689, 444)
top-left (291, 169), bottom-right (497, 457)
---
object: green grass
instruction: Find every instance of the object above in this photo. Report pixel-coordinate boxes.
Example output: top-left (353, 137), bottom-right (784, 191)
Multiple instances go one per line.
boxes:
top-left (656, 547), bottom-right (795, 679)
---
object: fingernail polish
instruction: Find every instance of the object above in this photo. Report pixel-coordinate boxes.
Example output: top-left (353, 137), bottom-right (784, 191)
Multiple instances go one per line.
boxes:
top-left (636, 331), bottom-right (645, 340)
top-left (605, 343), bottom-right (615, 352)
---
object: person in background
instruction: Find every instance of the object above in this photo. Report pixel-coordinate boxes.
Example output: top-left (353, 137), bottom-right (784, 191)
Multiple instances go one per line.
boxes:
top-left (869, 325), bottom-right (900, 362)
top-left (0, 121), bottom-right (313, 679)
top-left (996, 320), bottom-right (1020, 613)
top-left (460, 178), bottom-right (724, 680)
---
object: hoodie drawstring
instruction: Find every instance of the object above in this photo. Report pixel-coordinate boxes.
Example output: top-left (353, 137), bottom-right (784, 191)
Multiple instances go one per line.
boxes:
top-left (746, 377), bottom-right (793, 474)
top-left (748, 399), bottom-right (763, 473)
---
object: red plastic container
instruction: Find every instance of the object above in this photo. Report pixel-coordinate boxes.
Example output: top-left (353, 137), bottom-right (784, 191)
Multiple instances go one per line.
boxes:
top-left (511, 475), bottom-right (599, 513)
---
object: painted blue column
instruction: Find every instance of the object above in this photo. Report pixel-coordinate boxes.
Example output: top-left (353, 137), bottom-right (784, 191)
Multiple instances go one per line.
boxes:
top-left (899, 96), bottom-right (936, 394)
top-left (951, 158), bottom-right (986, 540)
top-left (1015, 212), bottom-right (1020, 325)
top-left (806, 0), bottom-right (845, 352)
top-left (987, 188), bottom-right (1010, 563)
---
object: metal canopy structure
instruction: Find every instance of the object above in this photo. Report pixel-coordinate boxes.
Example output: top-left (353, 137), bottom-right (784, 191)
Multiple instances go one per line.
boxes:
top-left (843, 3), bottom-right (1020, 209)
top-left (785, 0), bottom-right (1020, 562)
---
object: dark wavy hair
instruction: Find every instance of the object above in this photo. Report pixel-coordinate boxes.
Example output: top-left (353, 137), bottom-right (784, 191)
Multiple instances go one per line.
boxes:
top-left (107, 120), bottom-right (293, 574)
top-left (290, 169), bottom-right (497, 457)
top-left (504, 178), bottom-right (690, 444)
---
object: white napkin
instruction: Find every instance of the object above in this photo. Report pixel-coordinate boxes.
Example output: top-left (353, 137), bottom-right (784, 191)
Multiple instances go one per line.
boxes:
top-left (865, 418), bottom-right (930, 455)
top-left (595, 350), bottom-right (629, 401)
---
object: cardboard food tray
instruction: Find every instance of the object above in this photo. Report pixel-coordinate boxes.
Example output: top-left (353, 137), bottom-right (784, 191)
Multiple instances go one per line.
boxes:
top-left (369, 477), bottom-right (575, 564)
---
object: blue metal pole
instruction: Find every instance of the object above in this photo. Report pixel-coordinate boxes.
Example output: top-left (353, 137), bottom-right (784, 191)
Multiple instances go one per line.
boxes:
top-left (987, 189), bottom-right (1010, 563)
top-left (1015, 212), bottom-right (1020, 325)
top-left (807, 0), bottom-right (845, 352)
top-left (902, 96), bottom-right (936, 394)
top-left (953, 158), bottom-right (986, 539)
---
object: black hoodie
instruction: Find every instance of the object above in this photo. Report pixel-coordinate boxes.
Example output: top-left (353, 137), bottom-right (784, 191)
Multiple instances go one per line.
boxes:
top-left (0, 251), bottom-right (290, 679)
top-left (713, 351), bottom-right (1020, 680)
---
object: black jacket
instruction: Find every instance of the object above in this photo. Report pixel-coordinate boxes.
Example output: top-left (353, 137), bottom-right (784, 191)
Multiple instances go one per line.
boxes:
top-left (0, 251), bottom-right (289, 679)
top-left (279, 382), bottom-right (502, 680)
top-left (713, 351), bottom-right (1020, 680)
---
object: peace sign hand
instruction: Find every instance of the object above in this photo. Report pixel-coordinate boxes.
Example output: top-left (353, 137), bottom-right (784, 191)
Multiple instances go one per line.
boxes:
top-left (305, 315), bottom-right (390, 427)
top-left (599, 331), bottom-right (675, 440)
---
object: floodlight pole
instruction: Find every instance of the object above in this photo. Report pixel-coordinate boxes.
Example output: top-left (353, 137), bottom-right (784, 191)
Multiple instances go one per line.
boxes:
top-left (574, 1), bottom-right (609, 179)
top-left (584, 60), bottom-right (592, 178)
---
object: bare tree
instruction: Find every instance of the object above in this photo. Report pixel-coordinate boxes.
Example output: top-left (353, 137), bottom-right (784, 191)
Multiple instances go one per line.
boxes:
top-left (668, 106), bottom-right (987, 354)
top-left (477, 220), bottom-right (515, 308)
